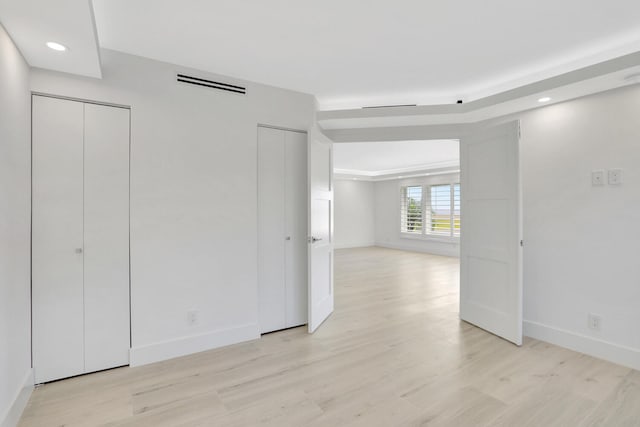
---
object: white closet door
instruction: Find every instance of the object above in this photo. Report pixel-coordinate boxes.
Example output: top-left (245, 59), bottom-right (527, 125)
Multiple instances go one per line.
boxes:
top-left (32, 96), bottom-right (85, 383)
top-left (258, 127), bottom-right (287, 333)
top-left (284, 130), bottom-right (308, 327)
top-left (83, 103), bottom-right (131, 372)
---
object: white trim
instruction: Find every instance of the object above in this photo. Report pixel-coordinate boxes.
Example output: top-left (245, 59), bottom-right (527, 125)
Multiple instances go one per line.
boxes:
top-left (334, 159), bottom-right (460, 177)
top-left (334, 241), bottom-right (375, 250)
top-left (334, 166), bottom-right (460, 182)
top-left (1, 369), bottom-right (33, 427)
top-left (375, 241), bottom-right (460, 258)
top-left (129, 324), bottom-right (259, 367)
top-left (399, 232), bottom-right (459, 244)
top-left (524, 320), bottom-right (640, 371)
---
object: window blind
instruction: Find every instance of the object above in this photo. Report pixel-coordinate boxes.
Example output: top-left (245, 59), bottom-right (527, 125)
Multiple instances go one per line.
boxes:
top-left (427, 184), bottom-right (452, 236)
top-left (453, 183), bottom-right (461, 236)
top-left (401, 186), bottom-right (423, 233)
top-left (400, 182), bottom-right (461, 237)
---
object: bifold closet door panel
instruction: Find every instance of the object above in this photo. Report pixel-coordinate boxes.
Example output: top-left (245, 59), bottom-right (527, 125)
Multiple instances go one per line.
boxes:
top-left (258, 127), bottom-right (287, 333)
top-left (32, 96), bottom-right (85, 383)
top-left (284, 131), bottom-right (308, 327)
top-left (83, 103), bottom-right (131, 372)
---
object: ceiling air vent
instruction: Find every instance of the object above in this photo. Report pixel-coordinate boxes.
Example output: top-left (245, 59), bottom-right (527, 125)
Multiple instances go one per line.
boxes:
top-left (177, 73), bottom-right (246, 94)
top-left (362, 104), bottom-right (417, 109)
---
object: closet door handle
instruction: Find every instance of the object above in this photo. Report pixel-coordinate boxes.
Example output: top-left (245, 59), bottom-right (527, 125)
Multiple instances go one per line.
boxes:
top-left (75, 247), bottom-right (83, 254)
top-left (285, 236), bottom-right (291, 241)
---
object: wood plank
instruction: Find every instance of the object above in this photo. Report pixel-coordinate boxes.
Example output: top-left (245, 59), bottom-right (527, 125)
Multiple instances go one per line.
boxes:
top-left (19, 247), bottom-right (638, 426)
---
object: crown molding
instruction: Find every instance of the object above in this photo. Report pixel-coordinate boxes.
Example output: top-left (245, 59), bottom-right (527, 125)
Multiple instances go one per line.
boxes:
top-left (334, 164), bottom-right (460, 182)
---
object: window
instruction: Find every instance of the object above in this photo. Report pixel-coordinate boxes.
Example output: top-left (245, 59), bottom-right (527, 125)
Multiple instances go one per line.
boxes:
top-left (401, 183), bottom-right (460, 237)
top-left (401, 186), bottom-right (423, 233)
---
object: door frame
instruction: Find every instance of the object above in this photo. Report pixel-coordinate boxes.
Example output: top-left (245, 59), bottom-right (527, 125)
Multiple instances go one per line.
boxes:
top-left (256, 124), bottom-right (308, 335)
top-left (325, 120), bottom-right (523, 344)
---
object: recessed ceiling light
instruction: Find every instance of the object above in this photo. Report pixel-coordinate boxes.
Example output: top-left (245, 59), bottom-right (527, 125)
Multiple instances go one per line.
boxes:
top-left (46, 42), bottom-right (67, 52)
top-left (538, 97), bottom-right (551, 103)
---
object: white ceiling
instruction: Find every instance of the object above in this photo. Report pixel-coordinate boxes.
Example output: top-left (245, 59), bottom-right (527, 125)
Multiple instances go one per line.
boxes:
top-left (333, 140), bottom-right (459, 178)
top-left (0, 0), bottom-right (101, 78)
top-left (91, 0), bottom-right (640, 109)
top-left (2, 1), bottom-right (640, 116)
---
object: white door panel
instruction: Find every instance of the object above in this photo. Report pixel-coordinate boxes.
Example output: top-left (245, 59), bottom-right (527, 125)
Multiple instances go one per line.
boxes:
top-left (33, 96), bottom-right (131, 383)
top-left (284, 130), bottom-right (308, 327)
top-left (258, 127), bottom-right (287, 333)
top-left (308, 127), bottom-right (334, 333)
top-left (32, 96), bottom-right (85, 383)
top-left (460, 121), bottom-right (522, 345)
top-left (83, 103), bottom-right (131, 372)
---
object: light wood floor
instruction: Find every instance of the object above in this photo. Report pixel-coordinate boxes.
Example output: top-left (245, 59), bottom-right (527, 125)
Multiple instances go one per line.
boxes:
top-left (20, 247), bottom-right (640, 426)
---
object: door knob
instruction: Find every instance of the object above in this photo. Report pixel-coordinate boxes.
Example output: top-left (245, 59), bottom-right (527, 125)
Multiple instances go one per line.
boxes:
top-left (75, 248), bottom-right (83, 254)
top-left (285, 236), bottom-right (291, 241)
top-left (309, 236), bottom-right (322, 243)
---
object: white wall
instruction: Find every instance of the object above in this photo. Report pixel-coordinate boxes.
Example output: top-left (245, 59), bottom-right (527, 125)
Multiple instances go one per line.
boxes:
top-left (374, 173), bottom-right (460, 257)
top-left (516, 85), bottom-right (640, 369)
top-left (334, 179), bottom-right (375, 248)
top-left (366, 87), bottom-right (640, 368)
top-left (0, 24), bottom-right (33, 427)
top-left (30, 49), bottom-right (316, 366)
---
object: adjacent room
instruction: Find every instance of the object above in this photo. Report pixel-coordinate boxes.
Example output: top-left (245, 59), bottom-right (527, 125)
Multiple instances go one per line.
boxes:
top-left (1, 1), bottom-right (640, 426)
top-left (333, 139), bottom-right (460, 255)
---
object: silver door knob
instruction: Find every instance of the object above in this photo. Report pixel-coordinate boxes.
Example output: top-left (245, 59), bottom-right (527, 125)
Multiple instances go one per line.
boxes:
top-left (75, 248), bottom-right (83, 254)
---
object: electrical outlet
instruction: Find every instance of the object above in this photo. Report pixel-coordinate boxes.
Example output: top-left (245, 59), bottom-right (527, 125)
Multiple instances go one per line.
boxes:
top-left (587, 313), bottom-right (602, 331)
top-left (591, 170), bottom-right (605, 186)
top-left (187, 309), bottom-right (199, 326)
top-left (608, 169), bottom-right (623, 185)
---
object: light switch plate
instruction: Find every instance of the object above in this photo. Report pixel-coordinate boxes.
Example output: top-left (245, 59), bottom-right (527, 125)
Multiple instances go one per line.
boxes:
top-left (608, 169), bottom-right (623, 185)
top-left (591, 170), bottom-right (605, 186)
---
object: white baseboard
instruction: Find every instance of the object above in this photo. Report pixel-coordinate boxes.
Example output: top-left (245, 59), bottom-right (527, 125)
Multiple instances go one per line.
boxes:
top-left (1, 369), bottom-right (33, 427)
top-left (375, 241), bottom-right (460, 258)
top-left (524, 320), bottom-right (640, 371)
top-left (130, 323), bottom-right (259, 367)
top-left (334, 242), bottom-right (375, 249)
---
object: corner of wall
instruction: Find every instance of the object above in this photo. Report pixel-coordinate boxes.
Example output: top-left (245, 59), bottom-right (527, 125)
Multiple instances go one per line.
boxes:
top-left (1, 369), bottom-right (34, 427)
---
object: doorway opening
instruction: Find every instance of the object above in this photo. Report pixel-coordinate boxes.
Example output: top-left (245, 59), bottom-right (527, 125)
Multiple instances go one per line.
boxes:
top-left (332, 139), bottom-right (462, 317)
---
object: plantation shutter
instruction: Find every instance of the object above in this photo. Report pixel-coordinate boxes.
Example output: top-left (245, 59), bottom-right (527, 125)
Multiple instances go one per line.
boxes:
top-left (427, 184), bottom-right (452, 236)
top-left (401, 186), bottom-right (423, 233)
top-left (453, 183), bottom-right (461, 236)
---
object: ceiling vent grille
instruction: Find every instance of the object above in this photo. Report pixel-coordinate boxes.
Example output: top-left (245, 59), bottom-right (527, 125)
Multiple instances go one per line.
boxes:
top-left (177, 73), bottom-right (246, 94)
top-left (362, 104), bottom-right (417, 109)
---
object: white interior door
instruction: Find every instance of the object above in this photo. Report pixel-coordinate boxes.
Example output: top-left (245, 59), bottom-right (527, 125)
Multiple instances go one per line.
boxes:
top-left (307, 127), bottom-right (334, 333)
top-left (258, 126), bottom-right (308, 333)
top-left (460, 121), bottom-right (523, 345)
top-left (32, 96), bottom-right (85, 383)
top-left (284, 130), bottom-right (308, 328)
top-left (258, 127), bottom-right (287, 333)
top-left (83, 103), bottom-right (130, 372)
top-left (33, 96), bottom-right (131, 383)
